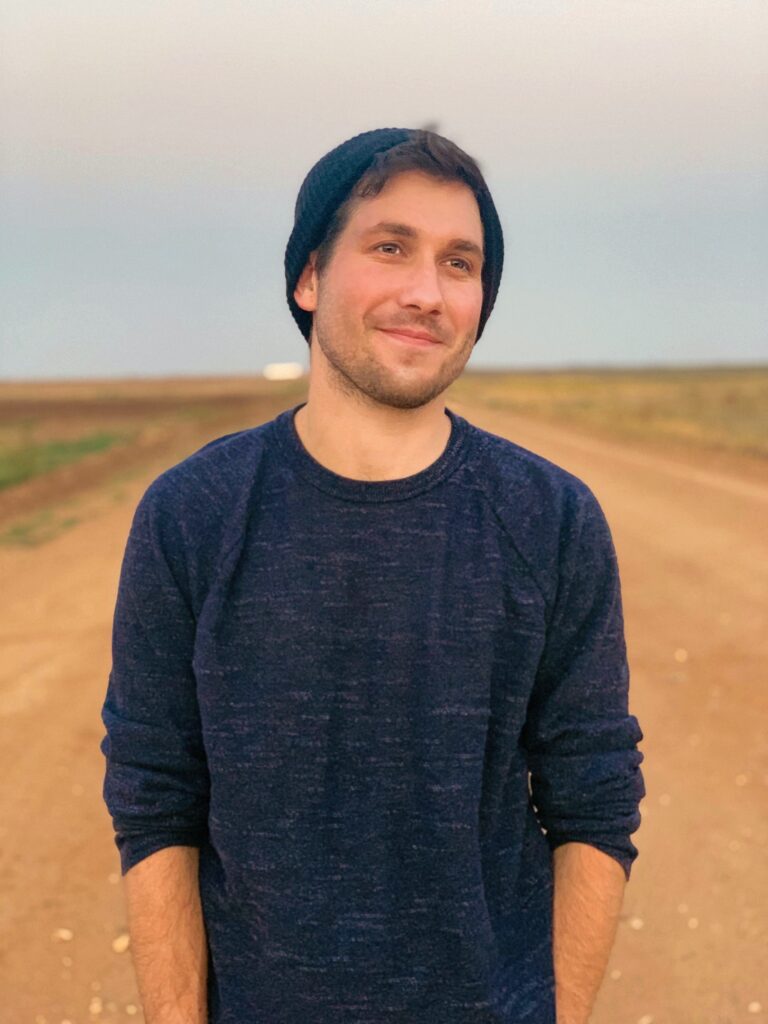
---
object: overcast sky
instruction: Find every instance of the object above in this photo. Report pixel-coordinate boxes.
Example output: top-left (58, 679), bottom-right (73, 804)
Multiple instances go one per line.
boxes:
top-left (1, 0), bottom-right (767, 379)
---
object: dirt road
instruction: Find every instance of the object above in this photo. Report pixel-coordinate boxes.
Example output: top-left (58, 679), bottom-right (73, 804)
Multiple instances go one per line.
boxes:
top-left (0, 396), bottom-right (765, 1024)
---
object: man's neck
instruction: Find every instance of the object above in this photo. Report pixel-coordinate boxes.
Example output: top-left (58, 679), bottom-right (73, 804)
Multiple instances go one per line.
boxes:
top-left (292, 397), bottom-right (452, 483)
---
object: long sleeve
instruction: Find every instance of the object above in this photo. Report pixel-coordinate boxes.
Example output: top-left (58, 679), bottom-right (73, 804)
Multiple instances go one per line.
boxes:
top-left (100, 478), bottom-right (210, 875)
top-left (521, 484), bottom-right (645, 882)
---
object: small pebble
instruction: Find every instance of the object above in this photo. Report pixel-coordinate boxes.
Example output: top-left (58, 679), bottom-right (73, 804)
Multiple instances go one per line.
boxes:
top-left (89, 996), bottom-right (103, 1015)
top-left (659, 793), bottom-right (672, 806)
top-left (610, 968), bottom-right (621, 980)
top-left (677, 903), bottom-right (689, 914)
top-left (125, 1006), bottom-right (138, 1016)
top-left (674, 649), bottom-right (688, 663)
top-left (748, 1002), bottom-right (762, 1013)
top-left (629, 917), bottom-right (644, 930)
top-left (53, 928), bottom-right (74, 942)
top-left (638, 1016), bottom-right (654, 1024)
top-left (688, 917), bottom-right (699, 929)
top-left (112, 933), bottom-right (130, 953)
top-left (62, 956), bottom-right (73, 967)
top-left (736, 774), bottom-right (749, 786)
top-left (35, 1016), bottom-right (47, 1024)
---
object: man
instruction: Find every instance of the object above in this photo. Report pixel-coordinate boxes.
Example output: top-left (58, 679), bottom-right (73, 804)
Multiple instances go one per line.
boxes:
top-left (100, 127), bottom-right (645, 1024)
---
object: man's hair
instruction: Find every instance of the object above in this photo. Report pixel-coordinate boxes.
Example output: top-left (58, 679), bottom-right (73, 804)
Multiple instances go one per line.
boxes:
top-left (313, 130), bottom-right (488, 279)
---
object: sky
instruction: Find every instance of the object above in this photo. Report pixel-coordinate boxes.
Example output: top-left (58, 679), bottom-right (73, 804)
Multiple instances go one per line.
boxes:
top-left (1, 0), bottom-right (767, 379)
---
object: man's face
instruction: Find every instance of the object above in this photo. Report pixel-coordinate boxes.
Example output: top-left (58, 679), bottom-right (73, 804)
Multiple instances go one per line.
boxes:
top-left (294, 170), bottom-right (485, 410)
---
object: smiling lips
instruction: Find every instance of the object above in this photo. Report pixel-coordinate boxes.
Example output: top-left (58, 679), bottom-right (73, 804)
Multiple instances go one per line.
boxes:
top-left (377, 326), bottom-right (442, 347)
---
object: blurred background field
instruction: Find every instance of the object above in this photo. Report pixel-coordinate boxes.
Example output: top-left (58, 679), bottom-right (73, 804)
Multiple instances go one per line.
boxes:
top-left (0, 375), bottom-right (306, 544)
top-left (449, 365), bottom-right (768, 461)
top-left (1, 365), bottom-right (765, 547)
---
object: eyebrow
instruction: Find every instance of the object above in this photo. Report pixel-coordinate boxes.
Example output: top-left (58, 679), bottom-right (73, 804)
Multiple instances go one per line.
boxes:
top-left (360, 221), bottom-right (484, 266)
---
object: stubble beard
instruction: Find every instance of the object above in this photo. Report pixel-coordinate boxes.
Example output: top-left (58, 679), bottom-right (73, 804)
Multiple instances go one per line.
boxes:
top-left (312, 308), bottom-right (476, 411)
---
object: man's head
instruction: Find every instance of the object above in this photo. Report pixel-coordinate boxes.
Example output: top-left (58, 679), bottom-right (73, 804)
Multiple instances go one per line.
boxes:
top-left (285, 128), bottom-right (504, 345)
top-left (284, 128), bottom-right (504, 410)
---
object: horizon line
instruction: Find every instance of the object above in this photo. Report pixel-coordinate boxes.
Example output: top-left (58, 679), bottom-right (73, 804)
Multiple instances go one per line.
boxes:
top-left (2, 359), bottom-right (767, 387)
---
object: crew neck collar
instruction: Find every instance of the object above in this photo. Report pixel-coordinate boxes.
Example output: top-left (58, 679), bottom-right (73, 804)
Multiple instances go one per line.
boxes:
top-left (272, 401), bottom-right (470, 503)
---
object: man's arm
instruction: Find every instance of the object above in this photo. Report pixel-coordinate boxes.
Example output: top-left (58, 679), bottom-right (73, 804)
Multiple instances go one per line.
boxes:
top-left (124, 846), bottom-right (208, 1024)
top-left (520, 484), bottom-right (644, 1014)
top-left (101, 476), bottom-right (210, 877)
top-left (552, 841), bottom-right (626, 1024)
top-left (100, 478), bottom-right (212, 1016)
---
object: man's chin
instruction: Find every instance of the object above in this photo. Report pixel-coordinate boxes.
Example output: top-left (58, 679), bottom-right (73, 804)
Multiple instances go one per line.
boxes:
top-left (317, 328), bottom-right (467, 409)
top-left (375, 393), bottom-right (436, 411)
top-left (360, 376), bottom-right (456, 410)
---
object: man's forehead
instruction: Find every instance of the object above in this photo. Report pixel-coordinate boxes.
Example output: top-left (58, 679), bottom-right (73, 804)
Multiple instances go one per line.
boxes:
top-left (346, 175), bottom-right (484, 248)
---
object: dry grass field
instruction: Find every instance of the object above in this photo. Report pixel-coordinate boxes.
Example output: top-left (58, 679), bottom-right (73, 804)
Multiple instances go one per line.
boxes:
top-left (451, 364), bottom-right (768, 461)
top-left (0, 375), bottom-right (307, 545)
top-left (0, 367), bottom-right (766, 1024)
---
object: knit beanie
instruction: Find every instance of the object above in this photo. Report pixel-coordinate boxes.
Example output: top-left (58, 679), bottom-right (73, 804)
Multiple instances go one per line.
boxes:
top-left (284, 127), bottom-right (504, 344)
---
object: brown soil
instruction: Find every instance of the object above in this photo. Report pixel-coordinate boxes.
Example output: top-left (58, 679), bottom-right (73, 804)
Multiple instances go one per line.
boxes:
top-left (0, 388), bottom-right (765, 1024)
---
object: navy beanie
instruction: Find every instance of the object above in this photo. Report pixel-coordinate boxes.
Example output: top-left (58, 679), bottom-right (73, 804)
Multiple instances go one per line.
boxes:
top-left (284, 127), bottom-right (504, 344)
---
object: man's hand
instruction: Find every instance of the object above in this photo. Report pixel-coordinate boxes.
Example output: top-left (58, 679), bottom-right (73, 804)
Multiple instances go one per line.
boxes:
top-left (552, 841), bottom-right (626, 1024)
top-left (123, 845), bottom-right (208, 1024)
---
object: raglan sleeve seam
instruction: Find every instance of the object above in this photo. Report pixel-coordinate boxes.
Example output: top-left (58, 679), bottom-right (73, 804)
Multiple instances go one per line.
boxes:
top-left (463, 457), bottom-right (553, 615)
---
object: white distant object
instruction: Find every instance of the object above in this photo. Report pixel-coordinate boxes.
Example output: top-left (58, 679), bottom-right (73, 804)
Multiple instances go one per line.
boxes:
top-left (263, 362), bottom-right (305, 381)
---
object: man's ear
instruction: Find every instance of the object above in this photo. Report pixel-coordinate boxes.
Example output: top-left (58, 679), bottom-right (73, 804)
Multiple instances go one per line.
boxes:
top-left (294, 253), bottom-right (319, 313)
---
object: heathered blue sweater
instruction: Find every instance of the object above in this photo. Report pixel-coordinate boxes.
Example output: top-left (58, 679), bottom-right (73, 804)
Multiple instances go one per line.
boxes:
top-left (100, 401), bottom-right (644, 1024)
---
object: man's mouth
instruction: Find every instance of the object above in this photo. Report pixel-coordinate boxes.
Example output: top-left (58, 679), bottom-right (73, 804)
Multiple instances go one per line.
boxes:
top-left (376, 327), bottom-right (442, 347)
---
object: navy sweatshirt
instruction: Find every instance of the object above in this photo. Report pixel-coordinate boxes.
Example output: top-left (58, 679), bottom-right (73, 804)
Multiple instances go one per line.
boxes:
top-left (100, 401), bottom-right (645, 1024)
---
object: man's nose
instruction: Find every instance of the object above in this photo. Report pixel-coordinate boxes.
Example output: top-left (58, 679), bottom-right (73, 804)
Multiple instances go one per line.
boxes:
top-left (396, 257), bottom-right (444, 314)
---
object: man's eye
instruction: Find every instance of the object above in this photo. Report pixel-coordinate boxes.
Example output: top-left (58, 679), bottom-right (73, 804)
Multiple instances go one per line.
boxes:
top-left (376, 243), bottom-right (402, 254)
top-left (448, 258), bottom-right (472, 272)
